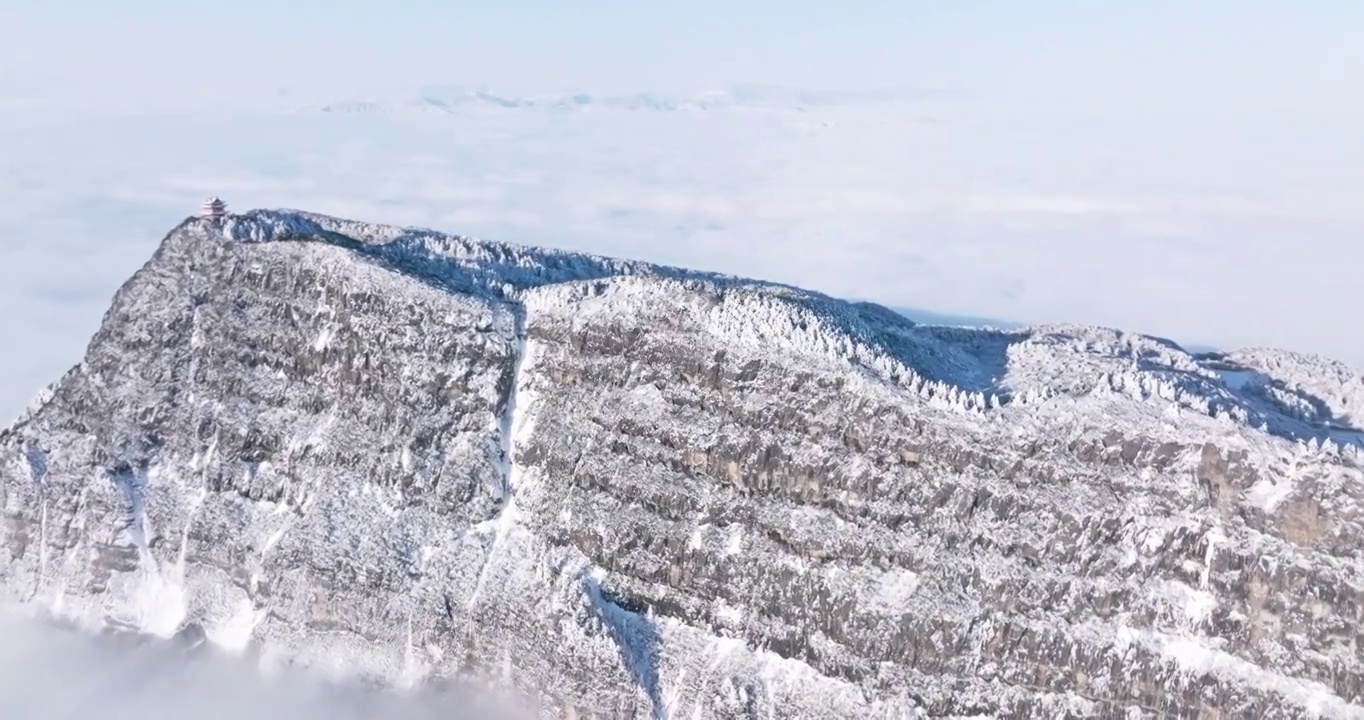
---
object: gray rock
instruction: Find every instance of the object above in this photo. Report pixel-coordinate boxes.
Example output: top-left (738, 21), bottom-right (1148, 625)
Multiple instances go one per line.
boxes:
top-left (2, 209), bottom-right (1362, 718)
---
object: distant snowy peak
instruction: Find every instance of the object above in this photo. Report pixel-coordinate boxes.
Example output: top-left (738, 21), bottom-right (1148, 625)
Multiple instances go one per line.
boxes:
top-left (302, 85), bottom-right (952, 115)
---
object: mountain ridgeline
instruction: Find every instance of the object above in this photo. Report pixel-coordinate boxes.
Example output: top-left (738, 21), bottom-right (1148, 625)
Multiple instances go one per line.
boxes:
top-left (1, 210), bottom-right (1362, 718)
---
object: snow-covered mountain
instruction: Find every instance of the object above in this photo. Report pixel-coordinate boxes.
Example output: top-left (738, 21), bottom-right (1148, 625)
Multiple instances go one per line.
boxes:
top-left (1, 209), bottom-right (1362, 717)
top-left (303, 85), bottom-right (948, 115)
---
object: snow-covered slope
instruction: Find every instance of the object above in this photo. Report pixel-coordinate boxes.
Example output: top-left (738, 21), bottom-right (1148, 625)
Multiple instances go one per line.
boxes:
top-left (2, 209), bottom-right (1362, 718)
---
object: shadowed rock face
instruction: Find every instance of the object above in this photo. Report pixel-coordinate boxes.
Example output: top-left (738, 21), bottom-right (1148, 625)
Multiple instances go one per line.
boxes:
top-left (2, 210), bottom-right (1362, 719)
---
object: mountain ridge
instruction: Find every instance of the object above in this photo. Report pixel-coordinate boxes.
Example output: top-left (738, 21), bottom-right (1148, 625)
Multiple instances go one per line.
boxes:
top-left (2, 209), bottom-right (1362, 717)
top-left (154, 208), bottom-right (1364, 446)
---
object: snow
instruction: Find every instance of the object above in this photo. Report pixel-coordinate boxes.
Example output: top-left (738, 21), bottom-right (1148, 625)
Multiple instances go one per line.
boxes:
top-left (467, 311), bottom-right (538, 608)
top-left (1138, 630), bottom-right (1364, 719)
top-left (208, 597), bottom-right (264, 653)
top-left (714, 599), bottom-right (744, 624)
top-left (724, 526), bottom-right (744, 556)
top-left (126, 561), bottom-right (188, 639)
top-left (865, 568), bottom-right (922, 614)
top-left (687, 526), bottom-right (706, 550)
top-left (260, 525), bottom-right (288, 556)
top-left (1245, 477), bottom-right (1298, 513)
top-left (1200, 525), bottom-right (1225, 591)
top-left (312, 325), bottom-right (336, 351)
top-left (1158, 580), bottom-right (1217, 633)
top-left (625, 382), bottom-right (668, 415)
top-left (1114, 626), bottom-right (1300, 715)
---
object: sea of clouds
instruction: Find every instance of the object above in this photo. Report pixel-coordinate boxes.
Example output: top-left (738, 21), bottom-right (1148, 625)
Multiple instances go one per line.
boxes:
top-left (1, 93), bottom-right (1360, 420)
top-left (0, 612), bottom-right (528, 719)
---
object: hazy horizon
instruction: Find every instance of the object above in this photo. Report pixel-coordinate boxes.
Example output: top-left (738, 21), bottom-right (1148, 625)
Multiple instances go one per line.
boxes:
top-left (4, 2), bottom-right (1361, 116)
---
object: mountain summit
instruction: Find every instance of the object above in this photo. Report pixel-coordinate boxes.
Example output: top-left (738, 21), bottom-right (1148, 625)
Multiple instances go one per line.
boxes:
top-left (2, 209), bottom-right (1362, 717)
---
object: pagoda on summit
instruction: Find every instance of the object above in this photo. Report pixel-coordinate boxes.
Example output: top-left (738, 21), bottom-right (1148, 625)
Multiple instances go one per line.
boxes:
top-left (199, 197), bottom-right (227, 219)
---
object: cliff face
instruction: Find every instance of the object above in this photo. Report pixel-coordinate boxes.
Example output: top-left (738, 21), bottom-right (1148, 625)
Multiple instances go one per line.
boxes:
top-left (2, 210), bottom-right (1362, 718)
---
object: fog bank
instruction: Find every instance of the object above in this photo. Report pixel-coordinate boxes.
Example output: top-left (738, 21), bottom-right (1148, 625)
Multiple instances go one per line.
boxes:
top-left (0, 613), bottom-right (523, 719)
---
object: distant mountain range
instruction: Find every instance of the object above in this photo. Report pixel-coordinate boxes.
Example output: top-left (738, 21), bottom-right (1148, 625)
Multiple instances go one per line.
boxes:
top-left (301, 84), bottom-right (958, 115)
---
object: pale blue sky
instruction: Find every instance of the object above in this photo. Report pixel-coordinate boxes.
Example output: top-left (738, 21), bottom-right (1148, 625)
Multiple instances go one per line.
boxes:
top-left (2, 1), bottom-right (1360, 119)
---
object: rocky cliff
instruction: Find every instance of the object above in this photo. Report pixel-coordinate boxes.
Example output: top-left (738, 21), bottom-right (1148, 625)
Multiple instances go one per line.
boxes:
top-left (2, 210), bottom-right (1362, 718)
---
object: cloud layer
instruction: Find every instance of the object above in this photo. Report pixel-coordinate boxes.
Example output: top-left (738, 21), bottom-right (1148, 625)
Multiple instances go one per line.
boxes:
top-left (0, 614), bottom-right (525, 719)
top-left (0, 100), bottom-right (1360, 422)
